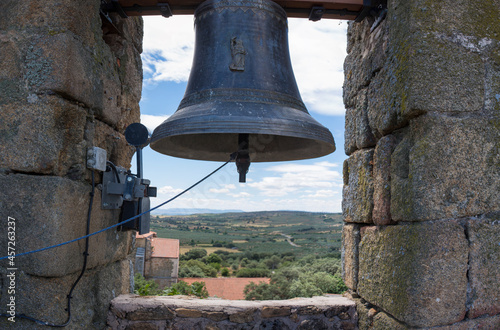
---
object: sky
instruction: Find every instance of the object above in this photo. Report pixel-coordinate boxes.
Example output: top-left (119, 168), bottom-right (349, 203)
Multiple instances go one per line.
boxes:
top-left (136, 15), bottom-right (348, 213)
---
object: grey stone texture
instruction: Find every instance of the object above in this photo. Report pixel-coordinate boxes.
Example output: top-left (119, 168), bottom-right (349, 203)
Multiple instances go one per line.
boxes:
top-left (0, 0), bottom-right (143, 328)
top-left (372, 134), bottom-right (398, 225)
top-left (107, 295), bottom-right (358, 330)
top-left (342, 1), bottom-right (500, 327)
top-left (342, 149), bottom-right (374, 223)
top-left (343, 0), bottom-right (500, 145)
top-left (341, 224), bottom-right (360, 290)
top-left (391, 114), bottom-right (500, 222)
top-left (0, 0), bottom-right (142, 129)
top-left (345, 292), bottom-right (407, 330)
top-left (344, 90), bottom-right (376, 155)
top-left (466, 213), bottom-right (500, 319)
top-left (357, 221), bottom-right (469, 328)
top-left (0, 259), bottom-right (131, 329)
top-left (0, 96), bottom-right (87, 175)
top-left (430, 314), bottom-right (500, 330)
top-left (0, 174), bottom-right (133, 277)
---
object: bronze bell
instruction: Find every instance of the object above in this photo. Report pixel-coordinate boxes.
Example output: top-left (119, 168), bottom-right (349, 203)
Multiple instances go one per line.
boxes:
top-left (150, 0), bottom-right (336, 182)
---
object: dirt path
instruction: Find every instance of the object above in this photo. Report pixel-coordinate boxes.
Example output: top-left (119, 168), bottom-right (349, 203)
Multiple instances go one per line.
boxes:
top-left (280, 233), bottom-right (301, 247)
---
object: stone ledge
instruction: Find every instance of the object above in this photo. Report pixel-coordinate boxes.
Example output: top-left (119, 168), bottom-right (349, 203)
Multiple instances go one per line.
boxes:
top-left (108, 294), bottom-right (357, 329)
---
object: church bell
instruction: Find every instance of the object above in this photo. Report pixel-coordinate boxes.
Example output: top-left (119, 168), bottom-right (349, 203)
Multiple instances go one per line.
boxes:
top-left (150, 0), bottom-right (336, 182)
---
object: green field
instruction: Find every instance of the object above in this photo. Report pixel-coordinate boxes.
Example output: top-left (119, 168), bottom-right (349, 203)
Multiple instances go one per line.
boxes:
top-left (150, 211), bottom-right (343, 258)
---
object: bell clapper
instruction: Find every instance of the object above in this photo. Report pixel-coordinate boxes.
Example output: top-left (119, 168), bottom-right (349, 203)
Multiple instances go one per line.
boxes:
top-left (236, 134), bottom-right (251, 183)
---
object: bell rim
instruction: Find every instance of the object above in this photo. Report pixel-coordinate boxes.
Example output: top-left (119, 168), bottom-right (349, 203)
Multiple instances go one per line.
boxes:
top-left (150, 101), bottom-right (335, 148)
top-left (150, 132), bottom-right (336, 162)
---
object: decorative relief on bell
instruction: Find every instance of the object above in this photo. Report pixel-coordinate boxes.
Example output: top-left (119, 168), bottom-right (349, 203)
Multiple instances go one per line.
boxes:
top-left (229, 37), bottom-right (246, 71)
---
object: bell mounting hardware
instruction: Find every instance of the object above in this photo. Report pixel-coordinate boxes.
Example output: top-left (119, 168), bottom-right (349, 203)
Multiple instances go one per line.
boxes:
top-left (101, 123), bottom-right (157, 234)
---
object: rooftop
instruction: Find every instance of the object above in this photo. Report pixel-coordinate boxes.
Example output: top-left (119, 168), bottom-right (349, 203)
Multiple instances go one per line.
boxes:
top-left (180, 277), bottom-right (271, 300)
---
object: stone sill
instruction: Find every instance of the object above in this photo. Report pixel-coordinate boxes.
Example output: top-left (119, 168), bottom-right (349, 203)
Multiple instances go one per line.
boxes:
top-left (108, 294), bottom-right (358, 329)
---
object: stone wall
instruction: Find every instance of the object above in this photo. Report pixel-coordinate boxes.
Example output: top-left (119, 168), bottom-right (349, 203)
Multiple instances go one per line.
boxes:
top-left (0, 0), bottom-right (143, 328)
top-left (108, 294), bottom-right (357, 329)
top-left (341, 0), bottom-right (500, 328)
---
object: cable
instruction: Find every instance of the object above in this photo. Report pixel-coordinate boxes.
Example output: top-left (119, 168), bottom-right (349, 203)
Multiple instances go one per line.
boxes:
top-left (0, 157), bottom-right (232, 261)
top-left (0, 156), bottom-right (232, 327)
top-left (106, 160), bottom-right (121, 183)
top-left (1, 172), bottom-right (95, 327)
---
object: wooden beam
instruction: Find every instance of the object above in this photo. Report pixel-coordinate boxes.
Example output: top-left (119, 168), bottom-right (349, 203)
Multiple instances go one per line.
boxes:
top-left (115, 0), bottom-right (364, 20)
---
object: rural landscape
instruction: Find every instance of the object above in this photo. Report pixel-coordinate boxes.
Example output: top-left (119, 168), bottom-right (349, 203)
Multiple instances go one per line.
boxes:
top-left (138, 211), bottom-right (347, 299)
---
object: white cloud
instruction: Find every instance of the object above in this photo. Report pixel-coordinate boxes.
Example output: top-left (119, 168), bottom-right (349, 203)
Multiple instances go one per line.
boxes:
top-left (302, 189), bottom-right (339, 198)
top-left (142, 16), bottom-right (195, 83)
top-left (141, 16), bottom-right (347, 116)
top-left (209, 184), bottom-right (236, 194)
top-left (157, 185), bottom-right (184, 195)
top-left (248, 162), bottom-right (342, 197)
top-left (288, 18), bottom-right (347, 116)
top-left (230, 192), bottom-right (251, 198)
top-left (314, 161), bottom-right (339, 167)
top-left (141, 114), bottom-right (170, 132)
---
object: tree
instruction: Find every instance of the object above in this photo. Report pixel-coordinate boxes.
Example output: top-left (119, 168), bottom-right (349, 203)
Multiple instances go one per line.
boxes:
top-left (288, 280), bottom-right (322, 298)
top-left (243, 263), bottom-right (347, 300)
top-left (308, 258), bottom-right (342, 276)
top-left (206, 253), bottom-right (223, 264)
top-left (181, 248), bottom-right (208, 261)
top-left (235, 268), bottom-right (270, 277)
top-left (244, 282), bottom-right (286, 300)
top-left (221, 268), bottom-right (230, 277)
top-left (179, 260), bottom-right (217, 277)
top-left (264, 255), bottom-right (281, 270)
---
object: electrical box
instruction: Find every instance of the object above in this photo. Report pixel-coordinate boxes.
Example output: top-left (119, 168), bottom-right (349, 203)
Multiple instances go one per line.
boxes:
top-left (87, 147), bottom-right (107, 172)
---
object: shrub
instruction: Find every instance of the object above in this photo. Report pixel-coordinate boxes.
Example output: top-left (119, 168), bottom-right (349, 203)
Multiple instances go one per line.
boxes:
top-left (134, 274), bottom-right (161, 296)
top-left (179, 260), bottom-right (217, 277)
top-left (206, 253), bottom-right (223, 264)
top-left (235, 268), bottom-right (270, 278)
top-left (288, 280), bottom-right (322, 298)
top-left (181, 248), bottom-right (208, 261)
top-left (308, 258), bottom-right (342, 276)
top-left (163, 281), bottom-right (208, 299)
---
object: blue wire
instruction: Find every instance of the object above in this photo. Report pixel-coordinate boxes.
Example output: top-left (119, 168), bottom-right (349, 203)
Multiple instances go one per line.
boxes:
top-left (0, 159), bottom-right (231, 261)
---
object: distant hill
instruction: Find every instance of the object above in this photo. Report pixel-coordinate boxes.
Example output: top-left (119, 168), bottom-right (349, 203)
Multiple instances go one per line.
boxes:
top-left (152, 208), bottom-right (244, 215)
top-left (150, 210), bottom-right (343, 257)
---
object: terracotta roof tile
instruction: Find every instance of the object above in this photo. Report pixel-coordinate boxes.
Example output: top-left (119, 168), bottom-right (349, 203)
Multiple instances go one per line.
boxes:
top-left (179, 278), bottom-right (271, 300)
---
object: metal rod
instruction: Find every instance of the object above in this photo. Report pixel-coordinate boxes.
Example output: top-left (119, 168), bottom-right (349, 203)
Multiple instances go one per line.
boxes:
top-left (236, 134), bottom-right (250, 183)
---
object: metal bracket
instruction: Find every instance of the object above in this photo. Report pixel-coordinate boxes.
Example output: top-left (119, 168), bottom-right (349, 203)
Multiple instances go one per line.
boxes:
top-left (100, 0), bottom-right (128, 18)
top-left (102, 168), bottom-right (157, 207)
top-left (101, 0), bottom-right (172, 19)
top-left (101, 164), bottom-right (157, 234)
top-left (309, 6), bottom-right (325, 22)
top-left (355, 0), bottom-right (387, 23)
top-left (122, 4), bottom-right (172, 18)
